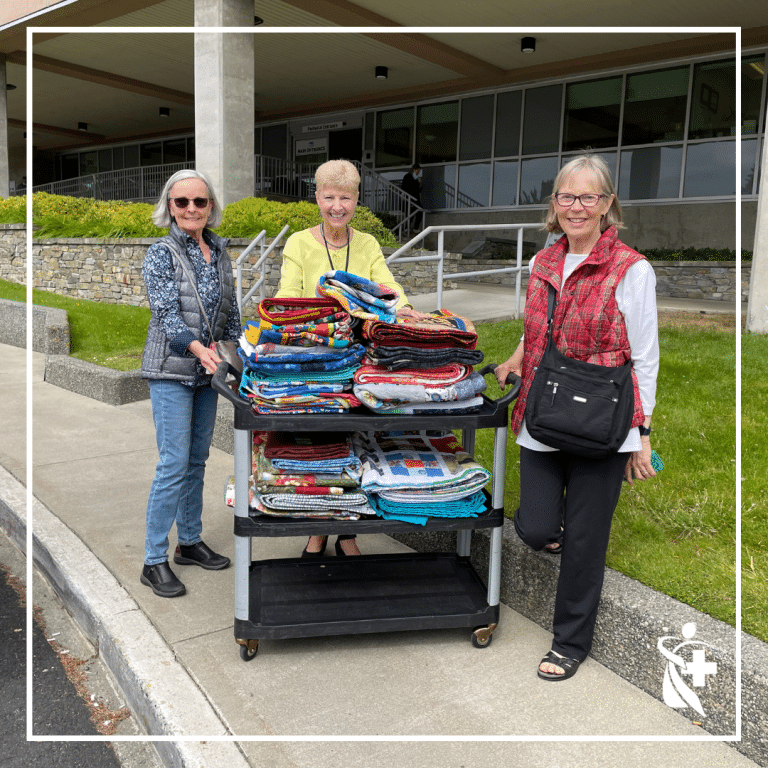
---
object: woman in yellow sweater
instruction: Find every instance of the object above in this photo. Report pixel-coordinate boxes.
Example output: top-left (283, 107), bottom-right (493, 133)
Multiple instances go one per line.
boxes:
top-left (275, 159), bottom-right (422, 558)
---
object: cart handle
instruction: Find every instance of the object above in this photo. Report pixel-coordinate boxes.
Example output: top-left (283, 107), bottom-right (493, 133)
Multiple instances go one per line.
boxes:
top-left (479, 364), bottom-right (521, 408)
top-left (211, 359), bottom-right (252, 412)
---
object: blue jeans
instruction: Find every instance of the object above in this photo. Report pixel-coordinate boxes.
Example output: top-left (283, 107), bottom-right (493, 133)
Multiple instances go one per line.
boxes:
top-left (145, 379), bottom-right (218, 565)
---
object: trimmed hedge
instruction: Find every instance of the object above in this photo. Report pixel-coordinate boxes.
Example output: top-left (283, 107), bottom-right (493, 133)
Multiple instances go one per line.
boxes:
top-left (642, 247), bottom-right (752, 262)
top-left (0, 192), bottom-right (398, 247)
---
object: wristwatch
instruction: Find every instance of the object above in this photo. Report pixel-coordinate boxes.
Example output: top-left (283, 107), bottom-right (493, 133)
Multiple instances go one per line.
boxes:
top-left (639, 425), bottom-right (652, 437)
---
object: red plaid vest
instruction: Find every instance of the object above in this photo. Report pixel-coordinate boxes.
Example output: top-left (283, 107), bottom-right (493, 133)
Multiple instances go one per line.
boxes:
top-left (510, 227), bottom-right (646, 435)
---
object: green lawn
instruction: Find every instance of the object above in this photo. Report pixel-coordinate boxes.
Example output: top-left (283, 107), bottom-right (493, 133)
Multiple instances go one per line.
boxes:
top-left (4, 279), bottom-right (759, 640)
top-left (476, 313), bottom-right (749, 637)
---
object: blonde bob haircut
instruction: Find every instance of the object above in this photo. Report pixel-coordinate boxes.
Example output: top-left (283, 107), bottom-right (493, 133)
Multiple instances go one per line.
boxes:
top-left (314, 159), bottom-right (360, 196)
top-left (152, 169), bottom-right (223, 229)
top-left (544, 154), bottom-right (623, 234)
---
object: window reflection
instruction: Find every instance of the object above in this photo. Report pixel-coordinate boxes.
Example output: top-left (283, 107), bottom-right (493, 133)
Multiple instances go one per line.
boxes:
top-left (495, 90), bottom-right (522, 158)
top-left (421, 165), bottom-right (456, 209)
top-left (492, 160), bottom-right (519, 206)
top-left (523, 85), bottom-right (562, 155)
top-left (458, 163), bottom-right (490, 207)
top-left (619, 146), bottom-right (683, 199)
top-left (460, 95), bottom-right (494, 161)
top-left (376, 108), bottom-right (414, 167)
top-left (623, 67), bottom-right (689, 145)
top-left (563, 77), bottom-right (622, 152)
top-left (683, 141), bottom-right (736, 197)
top-left (741, 139), bottom-right (758, 195)
top-left (417, 102), bottom-right (459, 164)
top-left (520, 156), bottom-right (558, 205)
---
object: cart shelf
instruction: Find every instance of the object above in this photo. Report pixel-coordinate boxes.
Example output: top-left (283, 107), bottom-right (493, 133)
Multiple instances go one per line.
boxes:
top-left (212, 360), bottom-right (519, 661)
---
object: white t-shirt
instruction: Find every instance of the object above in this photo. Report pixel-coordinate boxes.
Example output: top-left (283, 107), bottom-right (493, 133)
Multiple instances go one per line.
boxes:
top-left (517, 251), bottom-right (659, 453)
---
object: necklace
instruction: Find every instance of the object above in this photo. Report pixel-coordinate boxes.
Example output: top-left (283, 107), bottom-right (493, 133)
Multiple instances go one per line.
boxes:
top-left (321, 224), bottom-right (350, 272)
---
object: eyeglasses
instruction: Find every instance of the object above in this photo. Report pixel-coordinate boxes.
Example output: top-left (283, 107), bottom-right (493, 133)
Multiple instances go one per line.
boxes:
top-left (170, 197), bottom-right (210, 209)
top-left (553, 193), bottom-right (607, 207)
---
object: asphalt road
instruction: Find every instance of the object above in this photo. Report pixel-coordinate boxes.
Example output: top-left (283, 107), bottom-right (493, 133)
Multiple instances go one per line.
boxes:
top-left (0, 559), bottom-right (123, 766)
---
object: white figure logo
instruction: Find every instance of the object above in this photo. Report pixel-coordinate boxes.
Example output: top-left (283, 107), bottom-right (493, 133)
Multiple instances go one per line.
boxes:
top-left (657, 622), bottom-right (717, 717)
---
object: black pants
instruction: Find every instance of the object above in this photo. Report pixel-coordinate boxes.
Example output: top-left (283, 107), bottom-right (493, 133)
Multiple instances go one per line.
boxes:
top-left (515, 447), bottom-right (628, 661)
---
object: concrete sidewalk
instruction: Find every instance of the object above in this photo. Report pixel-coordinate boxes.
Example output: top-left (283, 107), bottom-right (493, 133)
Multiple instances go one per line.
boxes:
top-left (0, 290), bottom-right (756, 768)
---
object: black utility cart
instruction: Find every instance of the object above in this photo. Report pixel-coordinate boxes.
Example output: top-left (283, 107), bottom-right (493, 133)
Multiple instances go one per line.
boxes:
top-left (213, 361), bottom-right (519, 661)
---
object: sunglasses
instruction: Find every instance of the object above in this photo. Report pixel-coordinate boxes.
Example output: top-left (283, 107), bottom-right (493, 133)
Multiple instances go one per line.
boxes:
top-left (170, 197), bottom-right (210, 209)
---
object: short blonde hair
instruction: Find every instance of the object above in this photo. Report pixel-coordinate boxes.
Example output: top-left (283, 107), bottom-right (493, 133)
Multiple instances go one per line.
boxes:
top-left (544, 154), bottom-right (623, 234)
top-left (314, 159), bottom-right (360, 195)
top-left (152, 169), bottom-right (223, 229)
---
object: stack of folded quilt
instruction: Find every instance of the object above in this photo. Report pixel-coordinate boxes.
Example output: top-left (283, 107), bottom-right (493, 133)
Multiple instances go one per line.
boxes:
top-left (238, 297), bottom-right (365, 414)
top-left (246, 431), bottom-right (374, 520)
top-left (353, 310), bottom-right (487, 414)
top-left (315, 269), bottom-right (400, 322)
top-left (352, 430), bottom-right (490, 525)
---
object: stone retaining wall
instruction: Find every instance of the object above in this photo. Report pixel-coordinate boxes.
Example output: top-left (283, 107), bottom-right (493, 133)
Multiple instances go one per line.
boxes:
top-left (1, 225), bottom-right (748, 305)
top-left (0, 226), bottom-right (460, 311)
top-left (449, 257), bottom-right (749, 304)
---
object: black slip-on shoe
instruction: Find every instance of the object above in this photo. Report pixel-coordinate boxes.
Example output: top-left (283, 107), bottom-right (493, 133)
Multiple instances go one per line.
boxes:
top-left (173, 540), bottom-right (230, 570)
top-left (140, 562), bottom-right (186, 598)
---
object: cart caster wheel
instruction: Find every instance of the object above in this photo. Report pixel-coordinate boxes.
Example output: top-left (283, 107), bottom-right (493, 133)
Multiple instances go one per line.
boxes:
top-left (237, 639), bottom-right (259, 661)
top-left (471, 623), bottom-right (497, 648)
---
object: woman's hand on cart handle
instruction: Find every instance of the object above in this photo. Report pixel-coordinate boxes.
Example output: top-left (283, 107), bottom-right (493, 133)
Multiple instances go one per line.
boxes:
top-left (493, 341), bottom-right (524, 389)
top-left (189, 339), bottom-right (221, 375)
top-left (480, 364), bottom-right (521, 405)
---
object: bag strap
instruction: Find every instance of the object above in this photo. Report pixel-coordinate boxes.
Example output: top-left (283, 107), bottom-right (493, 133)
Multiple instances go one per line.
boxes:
top-left (544, 282), bottom-right (557, 344)
top-left (164, 239), bottom-right (217, 343)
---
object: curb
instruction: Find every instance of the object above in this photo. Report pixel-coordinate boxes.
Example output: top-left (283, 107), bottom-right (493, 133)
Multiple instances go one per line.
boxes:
top-left (391, 526), bottom-right (767, 767)
top-left (0, 465), bottom-right (250, 768)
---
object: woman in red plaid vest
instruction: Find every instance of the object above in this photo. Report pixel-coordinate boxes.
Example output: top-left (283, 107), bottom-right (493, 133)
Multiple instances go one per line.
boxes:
top-left (495, 154), bottom-right (659, 682)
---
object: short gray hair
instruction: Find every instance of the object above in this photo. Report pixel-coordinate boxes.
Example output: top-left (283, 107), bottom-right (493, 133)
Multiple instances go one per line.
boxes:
top-left (152, 169), bottom-right (223, 229)
top-left (544, 154), bottom-right (623, 234)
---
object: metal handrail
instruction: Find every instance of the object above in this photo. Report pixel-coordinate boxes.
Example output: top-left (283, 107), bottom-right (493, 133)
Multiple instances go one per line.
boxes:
top-left (235, 224), bottom-right (291, 309)
top-left (386, 222), bottom-right (543, 318)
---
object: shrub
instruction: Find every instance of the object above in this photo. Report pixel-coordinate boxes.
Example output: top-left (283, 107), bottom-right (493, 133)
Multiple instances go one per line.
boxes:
top-left (0, 192), bottom-right (398, 246)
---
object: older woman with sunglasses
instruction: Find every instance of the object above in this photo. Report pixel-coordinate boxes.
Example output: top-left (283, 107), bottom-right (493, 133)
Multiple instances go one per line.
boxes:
top-left (140, 169), bottom-right (241, 597)
top-left (494, 154), bottom-right (659, 681)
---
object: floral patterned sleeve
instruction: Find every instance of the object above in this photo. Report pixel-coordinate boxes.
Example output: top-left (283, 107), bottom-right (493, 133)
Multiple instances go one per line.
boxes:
top-left (142, 242), bottom-right (195, 354)
top-left (223, 281), bottom-right (242, 342)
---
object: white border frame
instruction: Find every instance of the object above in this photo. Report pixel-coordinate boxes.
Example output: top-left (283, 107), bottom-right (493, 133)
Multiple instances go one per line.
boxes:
top-left (25, 24), bottom-right (742, 745)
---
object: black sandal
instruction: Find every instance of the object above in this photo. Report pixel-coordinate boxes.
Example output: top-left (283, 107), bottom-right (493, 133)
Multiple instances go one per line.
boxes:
top-left (537, 650), bottom-right (581, 681)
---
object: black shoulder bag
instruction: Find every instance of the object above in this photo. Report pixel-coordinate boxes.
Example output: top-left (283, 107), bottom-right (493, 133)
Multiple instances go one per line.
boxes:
top-left (524, 283), bottom-right (635, 458)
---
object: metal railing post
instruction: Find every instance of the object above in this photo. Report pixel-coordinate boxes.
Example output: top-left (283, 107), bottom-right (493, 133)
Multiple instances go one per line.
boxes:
top-left (516, 226), bottom-right (524, 319)
top-left (437, 228), bottom-right (445, 310)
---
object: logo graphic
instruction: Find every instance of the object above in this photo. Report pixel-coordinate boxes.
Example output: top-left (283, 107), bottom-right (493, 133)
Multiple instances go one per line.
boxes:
top-left (657, 622), bottom-right (718, 717)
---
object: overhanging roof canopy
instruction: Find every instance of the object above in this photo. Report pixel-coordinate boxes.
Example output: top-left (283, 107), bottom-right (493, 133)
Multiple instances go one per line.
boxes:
top-left (2, 0), bottom-right (767, 153)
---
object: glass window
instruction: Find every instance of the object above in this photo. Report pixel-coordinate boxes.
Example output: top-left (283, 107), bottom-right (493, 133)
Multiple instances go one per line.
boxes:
top-left (460, 95), bottom-right (494, 161)
top-left (262, 124), bottom-right (288, 159)
top-left (254, 127), bottom-right (261, 154)
top-left (457, 163), bottom-right (490, 207)
top-left (741, 56), bottom-right (765, 135)
top-left (60, 154), bottom-right (79, 180)
top-left (140, 142), bottom-right (162, 166)
top-left (79, 151), bottom-right (97, 176)
top-left (376, 108), bottom-right (414, 167)
top-left (421, 165), bottom-right (456, 209)
top-left (520, 156), bottom-right (558, 204)
top-left (688, 59), bottom-right (737, 139)
top-left (163, 138), bottom-right (187, 164)
top-left (124, 144), bottom-right (140, 168)
top-left (742, 138), bottom-right (758, 195)
top-left (522, 84), bottom-right (562, 155)
top-left (98, 149), bottom-right (112, 172)
top-left (112, 147), bottom-right (124, 171)
top-left (622, 67), bottom-right (689, 145)
top-left (492, 159), bottom-right (519, 206)
top-left (187, 137), bottom-right (195, 162)
top-left (417, 102), bottom-right (458, 164)
top-left (364, 111), bottom-right (374, 151)
top-left (619, 145), bottom-right (683, 199)
top-left (683, 140), bottom-right (735, 197)
top-left (563, 76), bottom-right (622, 151)
top-left (561, 151), bottom-right (618, 183)
top-left (495, 90), bottom-right (522, 157)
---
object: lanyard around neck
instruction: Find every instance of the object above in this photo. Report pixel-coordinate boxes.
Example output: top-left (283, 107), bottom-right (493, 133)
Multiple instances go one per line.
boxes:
top-left (321, 225), bottom-right (350, 272)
